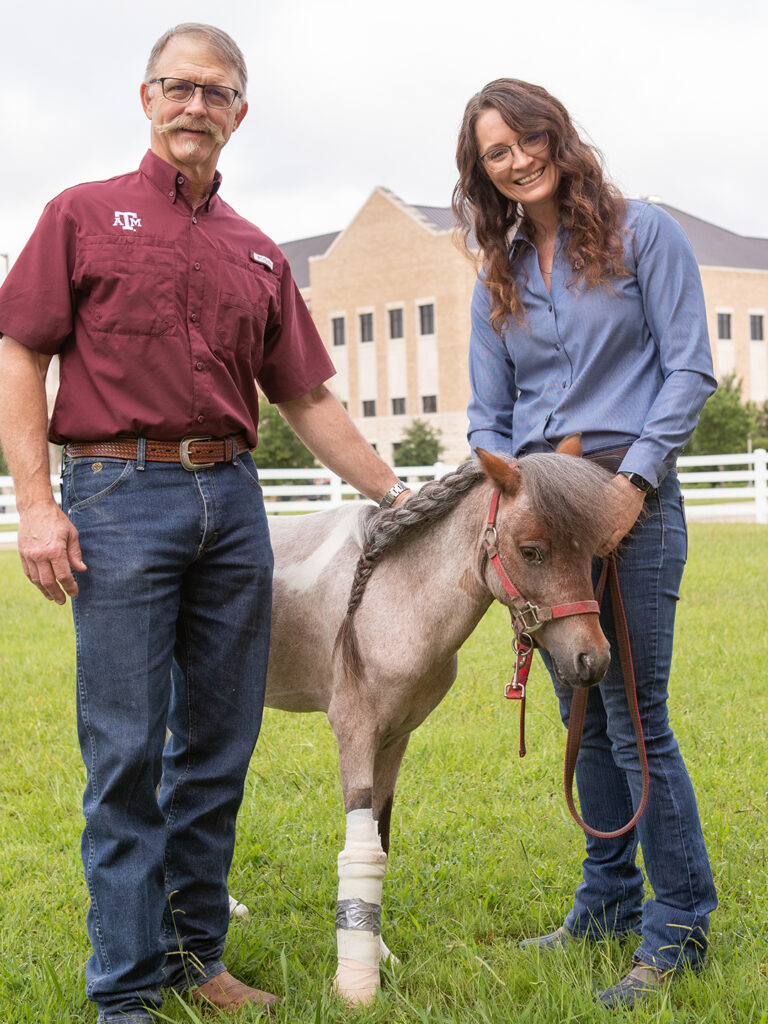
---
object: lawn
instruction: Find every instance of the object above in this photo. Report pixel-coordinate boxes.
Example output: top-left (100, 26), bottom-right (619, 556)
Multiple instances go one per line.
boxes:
top-left (0, 522), bottom-right (766, 1023)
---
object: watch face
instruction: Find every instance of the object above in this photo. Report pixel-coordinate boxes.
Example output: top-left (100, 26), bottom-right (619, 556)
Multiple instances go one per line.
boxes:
top-left (628, 473), bottom-right (652, 492)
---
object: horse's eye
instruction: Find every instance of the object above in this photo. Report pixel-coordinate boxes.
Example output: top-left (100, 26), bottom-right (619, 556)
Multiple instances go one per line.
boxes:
top-left (520, 546), bottom-right (543, 564)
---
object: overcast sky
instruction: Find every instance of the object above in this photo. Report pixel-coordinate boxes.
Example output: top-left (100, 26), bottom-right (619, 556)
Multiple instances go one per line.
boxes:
top-left (2, 0), bottom-right (767, 269)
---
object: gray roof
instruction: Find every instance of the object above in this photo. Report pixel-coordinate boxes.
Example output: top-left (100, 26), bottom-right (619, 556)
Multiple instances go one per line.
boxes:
top-left (279, 196), bottom-right (768, 287)
top-left (413, 204), bottom-right (456, 232)
top-left (278, 231), bottom-right (340, 289)
top-left (657, 203), bottom-right (768, 270)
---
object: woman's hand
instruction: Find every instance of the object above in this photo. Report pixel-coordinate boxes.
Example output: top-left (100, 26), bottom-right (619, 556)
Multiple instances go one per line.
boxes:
top-left (599, 475), bottom-right (648, 554)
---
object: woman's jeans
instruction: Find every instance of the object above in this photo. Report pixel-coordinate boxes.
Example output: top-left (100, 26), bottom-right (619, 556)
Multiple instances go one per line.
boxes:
top-left (61, 450), bottom-right (273, 1023)
top-left (545, 471), bottom-right (717, 972)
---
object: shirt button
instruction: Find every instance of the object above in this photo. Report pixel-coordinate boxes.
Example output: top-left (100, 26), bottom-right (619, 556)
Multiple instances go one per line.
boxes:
top-left (190, 313), bottom-right (198, 322)
top-left (196, 415), bottom-right (205, 424)
top-left (192, 216), bottom-right (198, 224)
top-left (168, 191), bottom-right (175, 198)
top-left (194, 262), bottom-right (201, 271)
top-left (195, 361), bottom-right (203, 370)
top-left (548, 304), bottom-right (553, 312)
top-left (555, 344), bottom-right (561, 351)
top-left (562, 381), bottom-right (567, 388)
top-left (177, 175), bottom-right (184, 184)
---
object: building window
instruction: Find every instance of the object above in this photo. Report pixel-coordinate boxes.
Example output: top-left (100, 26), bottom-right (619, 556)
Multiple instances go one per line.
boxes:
top-left (717, 312), bottom-right (732, 340)
top-left (362, 400), bottom-right (376, 417)
top-left (331, 316), bottom-right (346, 346)
top-left (421, 395), bottom-right (438, 414)
top-left (389, 308), bottom-right (404, 339)
top-left (391, 397), bottom-right (406, 415)
top-left (750, 314), bottom-right (764, 341)
top-left (360, 312), bottom-right (374, 343)
top-left (419, 303), bottom-right (435, 336)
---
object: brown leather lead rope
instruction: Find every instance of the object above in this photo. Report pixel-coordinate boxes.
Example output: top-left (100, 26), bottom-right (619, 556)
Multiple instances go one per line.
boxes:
top-left (564, 552), bottom-right (650, 839)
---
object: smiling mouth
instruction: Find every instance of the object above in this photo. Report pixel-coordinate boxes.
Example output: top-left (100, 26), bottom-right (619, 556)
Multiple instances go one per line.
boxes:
top-left (515, 166), bottom-right (546, 186)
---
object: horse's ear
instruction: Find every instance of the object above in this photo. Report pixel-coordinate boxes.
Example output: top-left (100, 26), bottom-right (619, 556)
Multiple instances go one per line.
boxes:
top-left (556, 433), bottom-right (583, 458)
top-left (475, 448), bottom-right (522, 495)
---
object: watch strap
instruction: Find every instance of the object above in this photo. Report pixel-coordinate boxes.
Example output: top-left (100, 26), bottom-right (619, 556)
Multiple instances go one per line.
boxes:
top-left (379, 481), bottom-right (409, 508)
top-left (618, 471), bottom-right (653, 493)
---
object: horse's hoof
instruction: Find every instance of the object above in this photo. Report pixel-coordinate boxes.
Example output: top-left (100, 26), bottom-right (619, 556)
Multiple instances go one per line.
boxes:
top-left (379, 936), bottom-right (400, 966)
top-left (228, 894), bottom-right (249, 919)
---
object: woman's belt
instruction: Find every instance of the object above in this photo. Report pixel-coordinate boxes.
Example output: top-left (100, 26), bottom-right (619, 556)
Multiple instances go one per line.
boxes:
top-left (583, 445), bottom-right (631, 474)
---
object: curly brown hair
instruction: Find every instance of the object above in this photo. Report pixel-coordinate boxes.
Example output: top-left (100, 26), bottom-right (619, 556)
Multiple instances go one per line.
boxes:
top-left (452, 78), bottom-right (628, 331)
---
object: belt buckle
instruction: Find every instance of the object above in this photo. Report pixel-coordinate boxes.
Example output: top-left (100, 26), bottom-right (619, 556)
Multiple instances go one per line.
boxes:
top-left (179, 436), bottom-right (215, 472)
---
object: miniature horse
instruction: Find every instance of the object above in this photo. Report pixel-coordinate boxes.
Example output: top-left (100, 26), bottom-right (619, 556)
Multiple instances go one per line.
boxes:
top-left (255, 445), bottom-right (623, 1002)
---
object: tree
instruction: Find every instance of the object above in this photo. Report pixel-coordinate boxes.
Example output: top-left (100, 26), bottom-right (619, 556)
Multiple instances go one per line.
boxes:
top-left (251, 401), bottom-right (317, 469)
top-left (686, 375), bottom-right (755, 455)
top-left (0, 442), bottom-right (8, 476)
top-left (394, 419), bottom-right (444, 466)
top-left (752, 398), bottom-right (768, 451)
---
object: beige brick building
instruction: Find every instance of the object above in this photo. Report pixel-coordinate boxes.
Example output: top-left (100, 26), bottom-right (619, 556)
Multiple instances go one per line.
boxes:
top-left (281, 188), bottom-right (768, 465)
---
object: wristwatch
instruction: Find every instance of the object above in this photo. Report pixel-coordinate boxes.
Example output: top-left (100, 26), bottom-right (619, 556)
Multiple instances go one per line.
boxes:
top-left (618, 471), bottom-right (653, 494)
top-left (379, 481), bottom-right (410, 508)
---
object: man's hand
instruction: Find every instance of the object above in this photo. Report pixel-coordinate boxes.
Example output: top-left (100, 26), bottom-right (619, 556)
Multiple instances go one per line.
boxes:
top-left (0, 336), bottom-right (85, 603)
top-left (18, 500), bottom-right (86, 604)
top-left (599, 475), bottom-right (647, 555)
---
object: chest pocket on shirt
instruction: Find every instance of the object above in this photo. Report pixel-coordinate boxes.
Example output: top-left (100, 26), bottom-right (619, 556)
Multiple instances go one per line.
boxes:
top-left (77, 238), bottom-right (176, 337)
top-left (214, 258), bottom-right (277, 368)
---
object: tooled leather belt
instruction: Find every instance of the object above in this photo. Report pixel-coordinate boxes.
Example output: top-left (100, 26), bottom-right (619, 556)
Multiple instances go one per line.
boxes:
top-left (63, 433), bottom-right (251, 471)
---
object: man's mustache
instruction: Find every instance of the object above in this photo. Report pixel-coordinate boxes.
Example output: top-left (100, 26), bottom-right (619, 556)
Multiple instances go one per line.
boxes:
top-left (156, 115), bottom-right (225, 145)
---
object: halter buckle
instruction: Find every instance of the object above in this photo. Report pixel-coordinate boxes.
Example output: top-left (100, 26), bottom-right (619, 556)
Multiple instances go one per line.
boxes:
top-left (515, 602), bottom-right (545, 633)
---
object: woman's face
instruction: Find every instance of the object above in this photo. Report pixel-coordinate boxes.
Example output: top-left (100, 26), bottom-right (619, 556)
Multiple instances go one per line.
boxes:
top-left (475, 107), bottom-right (560, 216)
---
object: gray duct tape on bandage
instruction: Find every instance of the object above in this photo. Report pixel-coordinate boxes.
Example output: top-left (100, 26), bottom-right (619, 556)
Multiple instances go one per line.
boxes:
top-left (335, 898), bottom-right (382, 934)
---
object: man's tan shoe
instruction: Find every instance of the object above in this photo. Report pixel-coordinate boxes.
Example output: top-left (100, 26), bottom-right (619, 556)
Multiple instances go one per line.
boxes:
top-left (192, 970), bottom-right (280, 1011)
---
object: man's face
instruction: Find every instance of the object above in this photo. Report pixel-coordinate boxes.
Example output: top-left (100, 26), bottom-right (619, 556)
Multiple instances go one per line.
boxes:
top-left (140, 35), bottom-right (247, 182)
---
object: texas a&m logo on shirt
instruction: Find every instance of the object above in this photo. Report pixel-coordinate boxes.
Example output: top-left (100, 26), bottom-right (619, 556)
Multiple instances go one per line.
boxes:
top-left (113, 211), bottom-right (142, 232)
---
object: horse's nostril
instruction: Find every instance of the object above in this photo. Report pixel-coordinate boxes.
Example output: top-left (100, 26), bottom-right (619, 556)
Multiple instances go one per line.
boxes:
top-left (577, 650), bottom-right (606, 683)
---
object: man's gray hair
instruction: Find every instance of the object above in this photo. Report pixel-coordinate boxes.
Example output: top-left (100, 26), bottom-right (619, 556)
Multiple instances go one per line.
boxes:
top-left (144, 23), bottom-right (248, 100)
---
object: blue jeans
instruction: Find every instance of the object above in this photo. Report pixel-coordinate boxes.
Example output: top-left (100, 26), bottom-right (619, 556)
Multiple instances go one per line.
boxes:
top-left (61, 448), bottom-right (273, 1023)
top-left (543, 471), bottom-right (717, 972)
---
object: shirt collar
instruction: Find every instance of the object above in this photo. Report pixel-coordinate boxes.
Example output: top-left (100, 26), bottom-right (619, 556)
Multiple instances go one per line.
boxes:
top-left (139, 150), bottom-right (222, 211)
top-left (510, 222), bottom-right (566, 260)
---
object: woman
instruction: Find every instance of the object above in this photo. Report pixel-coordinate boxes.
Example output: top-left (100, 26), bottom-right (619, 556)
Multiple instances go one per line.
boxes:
top-left (453, 79), bottom-right (718, 1009)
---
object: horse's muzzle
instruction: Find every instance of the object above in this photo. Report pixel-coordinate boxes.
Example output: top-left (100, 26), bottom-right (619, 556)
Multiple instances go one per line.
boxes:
top-left (552, 645), bottom-right (610, 689)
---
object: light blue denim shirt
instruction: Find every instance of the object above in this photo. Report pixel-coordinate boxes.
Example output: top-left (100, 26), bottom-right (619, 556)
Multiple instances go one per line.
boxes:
top-left (467, 200), bottom-right (717, 486)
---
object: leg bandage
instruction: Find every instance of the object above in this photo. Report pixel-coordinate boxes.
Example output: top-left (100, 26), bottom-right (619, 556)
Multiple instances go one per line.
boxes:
top-left (334, 809), bottom-right (387, 1003)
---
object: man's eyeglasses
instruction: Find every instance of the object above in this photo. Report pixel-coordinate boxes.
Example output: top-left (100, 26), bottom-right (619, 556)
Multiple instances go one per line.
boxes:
top-left (479, 131), bottom-right (549, 173)
top-left (149, 77), bottom-right (240, 110)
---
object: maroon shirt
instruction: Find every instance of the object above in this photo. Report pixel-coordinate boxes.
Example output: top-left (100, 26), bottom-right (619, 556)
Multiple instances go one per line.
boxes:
top-left (0, 151), bottom-right (335, 446)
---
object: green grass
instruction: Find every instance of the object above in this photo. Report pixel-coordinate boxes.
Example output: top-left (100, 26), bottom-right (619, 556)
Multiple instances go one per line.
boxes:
top-left (1, 523), bottom-right (767, 1022)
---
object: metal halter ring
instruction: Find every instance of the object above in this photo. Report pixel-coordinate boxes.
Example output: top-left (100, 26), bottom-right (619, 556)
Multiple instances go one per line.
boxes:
top-left (513, 632), bottom-right (535, 655)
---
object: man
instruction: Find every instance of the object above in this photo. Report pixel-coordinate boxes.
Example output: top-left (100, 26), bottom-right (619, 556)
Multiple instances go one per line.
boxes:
top-left (0, 23), bottom-right (409, 1024)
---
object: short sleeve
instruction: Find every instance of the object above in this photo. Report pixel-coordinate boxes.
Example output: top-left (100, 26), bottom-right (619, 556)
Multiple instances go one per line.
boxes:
top-left (256, 263), bottom-right (336, 403)
top-left (0, 200), bottom-right (77, 353)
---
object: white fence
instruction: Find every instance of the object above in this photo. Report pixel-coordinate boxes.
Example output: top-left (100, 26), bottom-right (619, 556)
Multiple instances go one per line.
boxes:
top-left (1, 449), bottom-right (766, 547)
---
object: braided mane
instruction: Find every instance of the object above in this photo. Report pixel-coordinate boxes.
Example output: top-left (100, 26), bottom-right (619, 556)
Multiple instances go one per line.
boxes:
top-left (333, 461), bottom-right (484, 679)
top-left (334, 453), bottom-right (619, 681)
